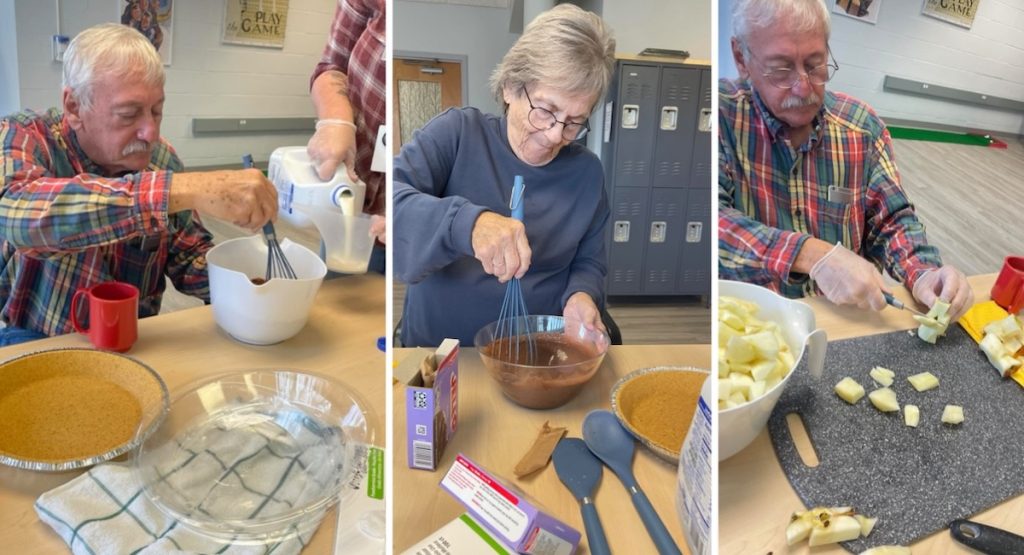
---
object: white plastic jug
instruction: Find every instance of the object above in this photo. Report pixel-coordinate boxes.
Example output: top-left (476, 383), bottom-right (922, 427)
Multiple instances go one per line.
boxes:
top-left (676, 375), bottom-right (712, 555)
top-left (267, 147), bottom-right (374, 273)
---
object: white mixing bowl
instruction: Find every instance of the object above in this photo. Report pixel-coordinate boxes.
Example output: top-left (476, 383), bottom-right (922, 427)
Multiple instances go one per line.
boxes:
top-left (718, 280), bottom-right (827, 461)
top-left (207, 236), bottom-right (327, 345)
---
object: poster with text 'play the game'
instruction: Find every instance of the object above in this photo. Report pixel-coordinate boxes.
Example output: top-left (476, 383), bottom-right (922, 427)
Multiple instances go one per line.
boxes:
top-left (222, 0), bottom-right (289, 48)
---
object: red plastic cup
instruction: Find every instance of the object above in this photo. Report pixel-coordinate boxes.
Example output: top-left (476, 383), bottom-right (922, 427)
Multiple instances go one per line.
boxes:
top-left (991, 256), bottom-right (1024, 314)
top-left (71, 281), bottom-right (139, 352)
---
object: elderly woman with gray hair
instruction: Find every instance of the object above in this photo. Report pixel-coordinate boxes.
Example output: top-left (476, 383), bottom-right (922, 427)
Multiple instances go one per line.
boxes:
top-left (393, 4), bottom-right (615, 347)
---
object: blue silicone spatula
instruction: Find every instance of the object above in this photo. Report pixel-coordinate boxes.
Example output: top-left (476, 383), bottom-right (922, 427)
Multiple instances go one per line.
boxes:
top-left (583, 410), bottom-right (682, 555)
top-left (552, 437), bottom-right (611, 555)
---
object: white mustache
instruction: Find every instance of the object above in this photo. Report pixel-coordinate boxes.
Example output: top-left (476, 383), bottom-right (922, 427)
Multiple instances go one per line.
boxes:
top-left (122, 141), bottom-right (151, 156)
top-left (780, 93), bottom-right (821, 110)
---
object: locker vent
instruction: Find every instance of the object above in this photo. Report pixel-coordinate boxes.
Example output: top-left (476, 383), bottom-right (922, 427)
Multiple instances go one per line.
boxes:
top-left (657, 161), bottom-right (682, 176)
top-left (620, 160), bottom-right (648, 176)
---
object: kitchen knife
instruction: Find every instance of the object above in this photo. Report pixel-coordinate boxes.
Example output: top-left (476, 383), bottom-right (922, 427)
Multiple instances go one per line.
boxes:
top-left (882, 292), bottom-right (926, 318)
top-left (950, 519), bottom-right (1024, 555)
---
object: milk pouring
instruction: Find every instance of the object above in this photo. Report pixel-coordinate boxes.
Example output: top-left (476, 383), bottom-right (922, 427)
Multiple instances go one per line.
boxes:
top-left (267, 147), bottom-right (375, 273)
top-left (676, 375), bottom-right (711, 555)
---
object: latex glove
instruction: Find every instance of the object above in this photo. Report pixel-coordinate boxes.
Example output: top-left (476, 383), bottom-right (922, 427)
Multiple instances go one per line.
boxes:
top-left (809, 243), bottom-right (888, 311)
top-left (912, 266), bottom-right (973, 322)
top-left (563, 291), bottom-right (606, 334)
top-left (471, 212), bottom-right (532, 283)
top-left (306, 124), bottom-right (358, 182)
top-left (369, 215), bottom-right (386, 245)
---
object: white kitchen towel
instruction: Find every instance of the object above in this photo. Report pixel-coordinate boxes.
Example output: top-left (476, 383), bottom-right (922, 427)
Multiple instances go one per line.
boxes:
top-left (35, 461), bottom-right (315, 555)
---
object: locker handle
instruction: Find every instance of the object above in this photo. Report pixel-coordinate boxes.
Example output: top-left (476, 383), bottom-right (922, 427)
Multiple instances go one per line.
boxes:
top-left (650, 221), bottom-right (667, 243)
top-left (698, 108), bottom-right (712, 133)
top-left (660, 106), bottom-right (678, 131)
top-left (686, 222), bottom-right (703, 243)
top-left (621, 104), bottom-right (639, 129)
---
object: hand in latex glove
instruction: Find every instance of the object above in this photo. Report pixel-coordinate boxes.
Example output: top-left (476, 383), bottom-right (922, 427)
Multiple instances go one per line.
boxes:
top-left (471, 211), bottom-right (531, 283)
top-left (563, 291), bottom-right (606, 334)
top-left (912, 266), bottom-right (973, 322)
top-left (809, 243), bottom-right (888, 311)
top-left (369, 215), bottom-right (386, 245)
top-left (306, 123), bottom-right (358, 182)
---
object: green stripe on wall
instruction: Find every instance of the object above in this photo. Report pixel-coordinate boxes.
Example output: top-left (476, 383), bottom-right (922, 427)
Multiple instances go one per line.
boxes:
top-left (888, 126), bottom-right (993, 147)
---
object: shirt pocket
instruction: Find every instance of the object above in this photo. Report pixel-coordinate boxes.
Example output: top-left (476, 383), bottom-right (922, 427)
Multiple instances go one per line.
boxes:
top-left (816, 200), bottom-right (853, 246)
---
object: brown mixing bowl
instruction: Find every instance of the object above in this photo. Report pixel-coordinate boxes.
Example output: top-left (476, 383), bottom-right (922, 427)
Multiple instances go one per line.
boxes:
top-left (474, 315), bottom-right (609, 409)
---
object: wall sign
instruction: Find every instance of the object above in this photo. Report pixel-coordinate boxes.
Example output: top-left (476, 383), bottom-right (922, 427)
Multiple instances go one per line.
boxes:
top-left (833, 0), bottom-right (884, 25)
top-left (921, 0), bottom-right (980, 29)
top-left (222, 0), bottom-right (289, 48)
top-left (120, 0), bottom-right (173, 65)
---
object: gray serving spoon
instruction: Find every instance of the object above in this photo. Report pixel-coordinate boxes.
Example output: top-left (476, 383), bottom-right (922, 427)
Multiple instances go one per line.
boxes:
top-left (582, 410), bottom-right (681, 555)
top-left (552, 438), bottom-right (611, 555)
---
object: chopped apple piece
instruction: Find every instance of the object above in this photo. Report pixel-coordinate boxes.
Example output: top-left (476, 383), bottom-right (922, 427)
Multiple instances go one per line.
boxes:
top-left (869, 366), bottom-right (895, 387)
top-left (907, 371), bottom-right (939, 392)
top-left (834, 377), bottom-right (866, 404)
top-left (786, 515), bottom-right (813, 545)
top-left (854, 514), bottom-right (878, 536)
top-left (904, 405), bottom-right (920, 427)
top-left (916, 299), bottom-right (951, 344)
top-left (726, 335), bottom-right (757, 364)
top-left (717, 295), bottom-right (797, 409)
top-left (859, 547), bottom-right (911, 555)
top-left (980, 331), bottom-right (1023, 378)
top-left (808, 514), bottom-right (862, 546)
top-left (942, 404), bottom-right (964, 425)
top-left (868, 387), bottom-right (899, 412)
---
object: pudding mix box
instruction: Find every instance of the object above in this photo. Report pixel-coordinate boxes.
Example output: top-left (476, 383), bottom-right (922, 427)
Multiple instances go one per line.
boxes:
top-left (437, 454), bottom-right (581, 555)
top-left (403, 338), bottom-right (459, 471)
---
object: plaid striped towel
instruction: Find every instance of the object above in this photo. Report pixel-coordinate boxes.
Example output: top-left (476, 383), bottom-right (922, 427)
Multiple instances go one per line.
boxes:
top-left (35, 425), bottom-right (375, 555)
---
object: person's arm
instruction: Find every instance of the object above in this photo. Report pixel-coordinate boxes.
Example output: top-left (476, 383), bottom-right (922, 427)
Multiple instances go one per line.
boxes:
top-left (392, 110), bottom-right (488, 285)
top-left (560, 179), bottom-right (609, 314)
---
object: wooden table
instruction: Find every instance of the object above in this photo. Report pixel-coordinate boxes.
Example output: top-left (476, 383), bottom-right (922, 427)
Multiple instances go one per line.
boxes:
top-left (0, 275), bottom-right (386, 554)
top-left (392, 344), bottom-right (712, 554)
top-left (720, 273), bottom-right (1024, 554)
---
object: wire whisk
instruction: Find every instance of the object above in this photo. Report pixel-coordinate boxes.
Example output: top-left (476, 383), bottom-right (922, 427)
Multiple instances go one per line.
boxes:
top-left (494, 175), bottom-right (536, 364)
top-left (242, 154), bottom-right (297, 281)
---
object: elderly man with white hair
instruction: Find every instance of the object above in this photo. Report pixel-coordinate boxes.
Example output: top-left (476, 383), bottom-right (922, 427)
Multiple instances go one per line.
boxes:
top-left (0, 23), bottom-right (278, 344)
top-left (718, 0), bottom-right (974, 321)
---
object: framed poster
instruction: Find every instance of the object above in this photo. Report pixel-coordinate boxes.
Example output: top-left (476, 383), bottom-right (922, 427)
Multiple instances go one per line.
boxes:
top-left (922, 0), bottom-right (980, 29)
top-left (119, 0), bottom-right (173, 65)
top-left (222, 0), bottom-right (290, 48)
top-left (833, 0), bottom-right (883, 25)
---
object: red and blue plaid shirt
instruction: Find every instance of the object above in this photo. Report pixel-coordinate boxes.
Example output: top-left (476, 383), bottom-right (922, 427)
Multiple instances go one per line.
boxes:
top-left (312, 0), bottom-right (386, 216)
top-left (0, 108), bottom-right (213, 336)
top-left (718, 78), bottom-right (942, 298)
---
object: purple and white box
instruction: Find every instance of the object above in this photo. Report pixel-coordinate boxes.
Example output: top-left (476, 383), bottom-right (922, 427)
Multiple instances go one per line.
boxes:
top-left (406, 338), bottom-right (459, 471)
top-left (440, 454), bottom-right (581, 555)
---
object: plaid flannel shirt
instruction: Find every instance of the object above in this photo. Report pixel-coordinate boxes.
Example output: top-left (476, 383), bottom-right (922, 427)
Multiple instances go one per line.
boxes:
top-left (312, 0), bottom-right (386, 216)
top-left (718, 78), bottom-right (942, 298)
top-left (0, 108), bottom-right (213, 336)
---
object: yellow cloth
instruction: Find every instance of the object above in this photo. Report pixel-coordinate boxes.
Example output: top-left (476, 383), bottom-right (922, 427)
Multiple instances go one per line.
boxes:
top-left (959, 301), bottom-right (1024, 387)
top-left (959, 301), bottom-right (1009, 344)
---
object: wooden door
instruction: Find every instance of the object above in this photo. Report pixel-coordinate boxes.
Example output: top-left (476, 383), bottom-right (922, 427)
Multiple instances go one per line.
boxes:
top-left (392, 58), bottom-right (463, 155)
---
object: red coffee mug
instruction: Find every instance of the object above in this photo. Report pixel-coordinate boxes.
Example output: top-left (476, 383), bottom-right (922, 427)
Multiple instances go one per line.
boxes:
top-left (71, 281), bottom-right (139, 352)
top-left (991, 256), bottom-right (1024, 314)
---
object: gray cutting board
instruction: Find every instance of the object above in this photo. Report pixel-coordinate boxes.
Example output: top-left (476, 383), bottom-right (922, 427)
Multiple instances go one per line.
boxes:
top-left (768, 325), bottom-right (1024, 552)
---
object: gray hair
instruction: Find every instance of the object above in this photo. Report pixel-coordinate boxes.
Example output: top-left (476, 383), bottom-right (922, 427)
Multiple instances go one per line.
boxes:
top-left (63, 23), bottom-right (164, 111)
top-left (490, 4), bottom-right (615, 110)
top-left (733, 0), bottom-right (830, 55)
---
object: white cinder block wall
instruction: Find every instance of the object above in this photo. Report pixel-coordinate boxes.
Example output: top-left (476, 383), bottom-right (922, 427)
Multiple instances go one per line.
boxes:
top-left (719, 0), bottom-right (1024, 135)
top-left (11, 0), bottom-right (338, 168)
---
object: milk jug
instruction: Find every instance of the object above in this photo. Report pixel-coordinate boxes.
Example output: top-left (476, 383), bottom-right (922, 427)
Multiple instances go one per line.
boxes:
top-left (676, 375), bottom-right (712, 555)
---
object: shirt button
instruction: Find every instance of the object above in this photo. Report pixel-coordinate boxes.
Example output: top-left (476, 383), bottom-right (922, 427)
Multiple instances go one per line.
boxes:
top-left (795, 208), bottom-right (802, 217)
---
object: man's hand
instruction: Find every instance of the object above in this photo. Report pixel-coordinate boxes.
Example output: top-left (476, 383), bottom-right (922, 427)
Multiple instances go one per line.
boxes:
top-left (809, 243), bottom-right (889, 311)
top-left (471, 212), bottom-right (531, 283)
top-left (912, 266), bottom-right (973, 321)
top-left (369, 214), bottom-right (386, 244)
top-left (563, 291), bottom-right (606, 333)
top-left (169, 169), bottom-right (278, 232)
top-left (306, 123), bottom-right (358, 182)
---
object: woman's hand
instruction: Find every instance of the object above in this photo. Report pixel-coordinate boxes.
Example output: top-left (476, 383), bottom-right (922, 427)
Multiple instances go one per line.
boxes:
top-left (563, 291), bottom-right (606, 333)
top-left (306, 124), bottom-right (358, 182)
top-left (369, 214), bottom-right (386, 244)
top-left (471, 211), bottom-right (532, 282)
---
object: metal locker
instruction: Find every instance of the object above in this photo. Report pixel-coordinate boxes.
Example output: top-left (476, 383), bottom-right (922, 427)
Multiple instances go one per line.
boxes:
top-left (651, 67), bottom-right (701, 189)
top-left (607, 188), bottom-right (647, 295)
top-left (612, 64), bottom-right (660, 188)
top-left (688, 69), bottom-right (713, 190)
top-left (643, 188), bottom-right (686, 295)
top-left (678, 187), bottom-right (711, 295)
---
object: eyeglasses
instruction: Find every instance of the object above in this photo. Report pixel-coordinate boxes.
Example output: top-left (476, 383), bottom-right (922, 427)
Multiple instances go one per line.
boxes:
top-left (522, 87), bottom-right (590, 141)
top-left (746, 48), bottom-right (839, 89)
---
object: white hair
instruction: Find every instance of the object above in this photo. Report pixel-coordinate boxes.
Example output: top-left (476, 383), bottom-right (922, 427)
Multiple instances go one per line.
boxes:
top-left (490, 4), bottom-right (615, 110)
top-left (63, 23), bottom-right (164, 111)
top-left (733, 0), bottom-right (831, 54)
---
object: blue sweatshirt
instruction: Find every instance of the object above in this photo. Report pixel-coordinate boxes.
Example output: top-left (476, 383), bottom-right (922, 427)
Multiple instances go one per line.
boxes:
top-left (394, 107), bottom-right (609, 347)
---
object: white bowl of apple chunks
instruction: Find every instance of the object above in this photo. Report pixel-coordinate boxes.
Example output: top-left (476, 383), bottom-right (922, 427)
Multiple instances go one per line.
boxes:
top-left (718, 281), bottom-right (827, 461)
